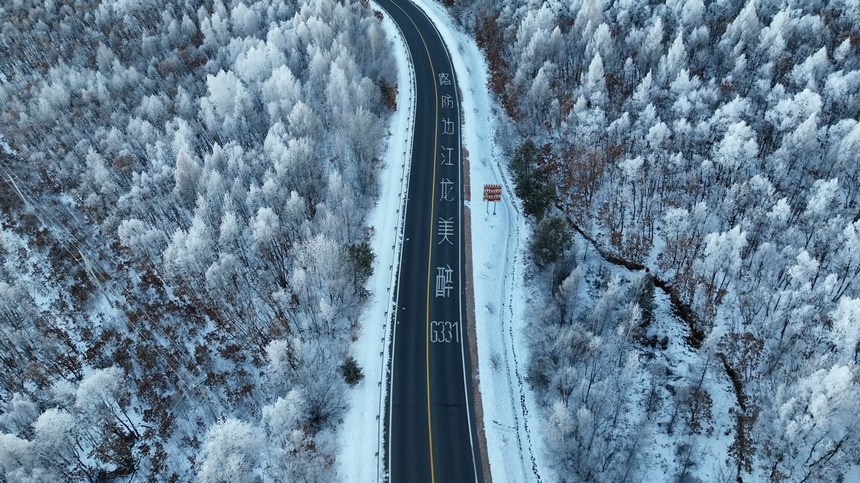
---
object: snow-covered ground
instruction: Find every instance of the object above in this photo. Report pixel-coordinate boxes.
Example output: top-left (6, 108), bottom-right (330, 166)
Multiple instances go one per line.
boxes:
top-left (409, 2), bottom-right (549, 481)
top-left (575, 257), bottom-right (737, 482)
top-left (337, 4), bottom-right (415, 481)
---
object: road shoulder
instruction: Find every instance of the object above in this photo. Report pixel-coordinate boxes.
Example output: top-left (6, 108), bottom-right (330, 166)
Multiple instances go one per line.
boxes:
top-left (462, 150), bottom-right (492, 482)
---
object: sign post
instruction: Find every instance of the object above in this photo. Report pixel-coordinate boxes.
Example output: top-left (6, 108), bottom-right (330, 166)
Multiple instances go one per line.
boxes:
top-left (483, 184), bottom-right (502, 214)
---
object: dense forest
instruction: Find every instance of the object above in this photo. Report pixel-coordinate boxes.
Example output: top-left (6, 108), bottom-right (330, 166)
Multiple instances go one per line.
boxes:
top-left (0, 0), bottom-right (394, 480)
top-left (448, 0), bottom-right (860, 481)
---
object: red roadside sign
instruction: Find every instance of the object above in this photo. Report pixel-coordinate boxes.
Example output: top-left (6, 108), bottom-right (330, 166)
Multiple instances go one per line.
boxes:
top-left (483, 184), bottom-right (502, 202)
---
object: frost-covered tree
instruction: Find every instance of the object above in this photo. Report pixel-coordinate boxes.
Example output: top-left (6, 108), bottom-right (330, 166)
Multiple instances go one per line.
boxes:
top-left (197, 418), bottom-right (264, 483)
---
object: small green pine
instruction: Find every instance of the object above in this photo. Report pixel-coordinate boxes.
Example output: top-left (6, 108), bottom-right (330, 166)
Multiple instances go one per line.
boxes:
top-left (529, 216), bottom-right (572, 267)
top-left (341, 356), bottom-right (364, 386)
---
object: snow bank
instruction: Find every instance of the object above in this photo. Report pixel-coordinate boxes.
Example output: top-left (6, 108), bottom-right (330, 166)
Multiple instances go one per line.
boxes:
top-left (336, 3), bottom-right (415, 481)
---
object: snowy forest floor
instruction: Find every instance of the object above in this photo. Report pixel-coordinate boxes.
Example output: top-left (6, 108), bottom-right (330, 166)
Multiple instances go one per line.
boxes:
top-left (572, 236), bottom-right (739, 482)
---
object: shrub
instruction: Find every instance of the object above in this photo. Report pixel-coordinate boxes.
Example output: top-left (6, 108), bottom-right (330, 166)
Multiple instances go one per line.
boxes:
top-left (340, 356), bottom-right (364, 386)
top-left (530, 216), bottom-right (572, 267)
top-left (510, 139), bottom-right (556, 218)
top-left (347, 241), bottom-right (374, 292)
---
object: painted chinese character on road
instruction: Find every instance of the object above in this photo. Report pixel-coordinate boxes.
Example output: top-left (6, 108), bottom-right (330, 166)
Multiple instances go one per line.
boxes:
top-left (437, 217), bottom-right (454, 245)
top-left (440, 145), bottom-right (454, 166)
top-left (435, 265), bottom-right (453, 297)
top-left (439, 178), bottom-right (454, 201)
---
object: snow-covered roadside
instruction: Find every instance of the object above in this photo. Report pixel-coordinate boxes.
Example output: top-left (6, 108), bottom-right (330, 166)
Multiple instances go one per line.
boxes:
top-left (336, 4), bottom-right (416, 481)
top-left (410, 2), bottom-right (548, 481)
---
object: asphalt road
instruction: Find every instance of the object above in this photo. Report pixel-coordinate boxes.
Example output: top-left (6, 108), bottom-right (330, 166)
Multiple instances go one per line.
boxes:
top-left (375, 1), bottom-right (482, 482)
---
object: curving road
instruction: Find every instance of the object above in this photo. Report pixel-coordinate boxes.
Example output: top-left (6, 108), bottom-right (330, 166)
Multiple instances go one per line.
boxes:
top-left (375, 1), bottom-right (483, 482)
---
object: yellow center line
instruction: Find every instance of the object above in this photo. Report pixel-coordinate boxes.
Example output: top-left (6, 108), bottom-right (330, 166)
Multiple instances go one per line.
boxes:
top-left (389, 2), bottom-right (440, 482)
